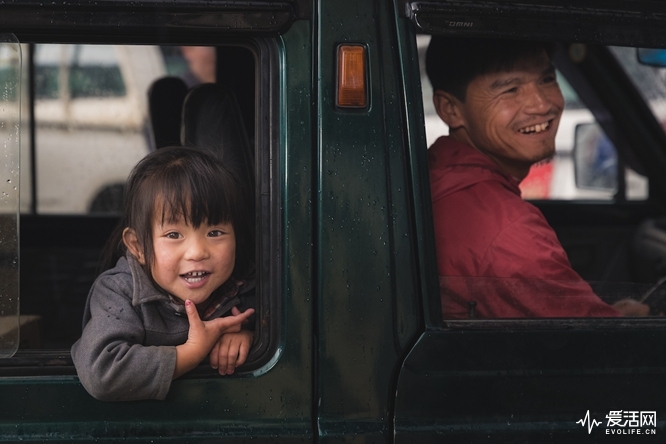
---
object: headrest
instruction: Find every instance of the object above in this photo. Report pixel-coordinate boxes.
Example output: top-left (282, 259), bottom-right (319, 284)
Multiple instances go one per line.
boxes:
top-left (147, 77), bottom-right (188, 149)
top-left (180, 83), bottom-right (254, 194)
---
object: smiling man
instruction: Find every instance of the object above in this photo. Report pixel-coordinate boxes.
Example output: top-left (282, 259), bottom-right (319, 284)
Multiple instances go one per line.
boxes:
top-left (425, 36), bottom-right (647, 318)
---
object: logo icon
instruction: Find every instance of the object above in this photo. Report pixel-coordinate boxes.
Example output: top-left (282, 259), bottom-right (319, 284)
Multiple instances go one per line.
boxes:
top-left (577, 410), bottom-right (602, 434)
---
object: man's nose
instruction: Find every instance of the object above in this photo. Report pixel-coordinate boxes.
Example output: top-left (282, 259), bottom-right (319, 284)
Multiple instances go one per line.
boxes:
top-left (523, 84), bottom-right (552, 113)
top-left (184, 237), bottom-right (209, 261)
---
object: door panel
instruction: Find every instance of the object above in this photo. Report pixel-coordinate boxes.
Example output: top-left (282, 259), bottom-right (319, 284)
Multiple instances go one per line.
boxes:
top-left (395, 327), bottom-right (666, 442)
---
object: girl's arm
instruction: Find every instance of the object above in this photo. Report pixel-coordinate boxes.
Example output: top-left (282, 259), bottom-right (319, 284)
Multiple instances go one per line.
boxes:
top-left (174, 301), bottom-right (254, 379)
top-left (72, 272), bottom-right (254, 401)
top-left (71, 275), bottom-right (177, 401)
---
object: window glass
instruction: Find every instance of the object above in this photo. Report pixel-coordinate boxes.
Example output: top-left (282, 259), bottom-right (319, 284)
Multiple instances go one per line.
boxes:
top-left (614, 45), bottom-right (666, 109)
top-left (610, 45), bottom-right (666, 201)
top-left (0, 36), bottom-right (20, 357)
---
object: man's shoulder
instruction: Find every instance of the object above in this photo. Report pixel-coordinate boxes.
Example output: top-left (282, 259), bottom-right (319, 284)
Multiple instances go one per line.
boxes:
top-left (428, 136), bottom-right (522, 201)
top-left (428, 136), bottom-right (494, 170)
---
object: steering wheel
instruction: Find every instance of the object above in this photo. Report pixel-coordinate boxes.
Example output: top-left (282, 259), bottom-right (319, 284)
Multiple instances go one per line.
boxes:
top-left (639, 275), bottom-right (666, 315)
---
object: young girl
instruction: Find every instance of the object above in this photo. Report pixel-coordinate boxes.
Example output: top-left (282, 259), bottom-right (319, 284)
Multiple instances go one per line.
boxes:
top-left (72, 147), bottom-right (255, 401)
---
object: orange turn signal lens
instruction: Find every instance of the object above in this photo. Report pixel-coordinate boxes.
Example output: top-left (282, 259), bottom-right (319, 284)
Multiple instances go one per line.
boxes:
top-left (337, 45), bottom-right (367, 108)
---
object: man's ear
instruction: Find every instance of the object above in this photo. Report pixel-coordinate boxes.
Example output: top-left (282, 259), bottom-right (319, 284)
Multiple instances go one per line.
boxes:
top-left (122, 228), bottom-right (145, 265)
top-left (433, 90), bottom-right (466, 129)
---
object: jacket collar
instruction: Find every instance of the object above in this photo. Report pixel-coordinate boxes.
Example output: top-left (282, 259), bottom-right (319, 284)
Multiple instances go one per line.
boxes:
top-left (125, 255), bottom-right (180, 309)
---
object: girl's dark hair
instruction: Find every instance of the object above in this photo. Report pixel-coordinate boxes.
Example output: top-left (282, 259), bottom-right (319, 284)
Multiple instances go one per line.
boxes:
top-left (103, 146), bottom-right (253, 279)
top-left (425, 36), bottom-right (558, 102)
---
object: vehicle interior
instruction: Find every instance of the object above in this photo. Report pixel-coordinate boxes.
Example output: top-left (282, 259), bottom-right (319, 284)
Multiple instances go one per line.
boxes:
top-left (0, 41), bottom-right (275, 375)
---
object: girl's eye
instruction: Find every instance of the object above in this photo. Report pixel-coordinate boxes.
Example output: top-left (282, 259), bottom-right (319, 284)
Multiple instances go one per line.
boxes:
top-left (165, 232), bottom-right (182, 239)
top-left (208, 229), bottom-right (224, 237)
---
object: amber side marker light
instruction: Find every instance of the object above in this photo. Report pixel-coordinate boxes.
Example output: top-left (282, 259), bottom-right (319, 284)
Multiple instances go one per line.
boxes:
top-left (337, 45), bottom-right (367, 108)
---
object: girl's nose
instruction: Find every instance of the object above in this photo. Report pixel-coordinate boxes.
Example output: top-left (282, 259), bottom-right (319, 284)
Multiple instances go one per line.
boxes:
top-left (184, 237), bottom-right (209, 261)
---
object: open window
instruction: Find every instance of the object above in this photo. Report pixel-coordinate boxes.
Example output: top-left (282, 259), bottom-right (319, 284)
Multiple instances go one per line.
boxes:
top-left (415, 31), bottom-right (666, 322)
top-left (1, 38), bottom-right (281, 376)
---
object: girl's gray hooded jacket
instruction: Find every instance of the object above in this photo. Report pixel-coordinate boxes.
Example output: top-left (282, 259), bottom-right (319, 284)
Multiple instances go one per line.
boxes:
top-left (71, 255), bottom-right (252, 401)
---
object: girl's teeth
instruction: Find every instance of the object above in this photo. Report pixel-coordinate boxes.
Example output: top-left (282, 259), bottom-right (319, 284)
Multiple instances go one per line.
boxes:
top-left (183, 271), bottom-right (208, 282)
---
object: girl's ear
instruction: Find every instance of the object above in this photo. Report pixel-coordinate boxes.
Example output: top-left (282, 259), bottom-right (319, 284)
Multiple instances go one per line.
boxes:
top-left (433, 90), bottom-right (466, 129)
top-left (122, 228), bottom-right (145, 265)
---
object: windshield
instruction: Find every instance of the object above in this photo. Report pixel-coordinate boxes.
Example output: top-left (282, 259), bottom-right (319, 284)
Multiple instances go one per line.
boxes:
top-left (611, 46), bottom-right (666, 129)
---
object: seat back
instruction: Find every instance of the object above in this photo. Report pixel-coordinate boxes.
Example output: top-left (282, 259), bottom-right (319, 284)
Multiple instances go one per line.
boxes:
top-left (147, 77), bottom-right (188, 149)
top-left (180, 83), bottom-right (255, 202)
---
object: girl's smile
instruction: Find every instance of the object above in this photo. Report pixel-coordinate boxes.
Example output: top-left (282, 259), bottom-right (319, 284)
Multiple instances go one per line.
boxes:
top-left (181, 270), bottom-right (211, 285)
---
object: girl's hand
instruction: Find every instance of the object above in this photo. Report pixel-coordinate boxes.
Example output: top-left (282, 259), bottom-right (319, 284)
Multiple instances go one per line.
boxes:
top-left (210, 329), bottom-right (254, 375)
top-left (173, 300), bottom-right (255, 379)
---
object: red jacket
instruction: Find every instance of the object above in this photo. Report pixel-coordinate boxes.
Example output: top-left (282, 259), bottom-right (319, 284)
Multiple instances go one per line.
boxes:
top-left (428, 136), bottom-right (620, 319)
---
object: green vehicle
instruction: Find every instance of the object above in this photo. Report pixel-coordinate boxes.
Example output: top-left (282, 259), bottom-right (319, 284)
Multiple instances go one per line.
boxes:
top-left (1, 0), bottom-right (666, 442)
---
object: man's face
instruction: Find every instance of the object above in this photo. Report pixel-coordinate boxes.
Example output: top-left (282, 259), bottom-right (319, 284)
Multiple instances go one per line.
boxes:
top-left (440, 51), bottom-right (564, 179)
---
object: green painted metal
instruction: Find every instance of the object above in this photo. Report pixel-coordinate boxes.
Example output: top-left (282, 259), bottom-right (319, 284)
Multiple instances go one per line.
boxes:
top-left (0, 19), bottom-right (315, 443)
top-left (315, 0), bottom-right (421, 442)
top-left (391, 3), bottom-right (440, 327)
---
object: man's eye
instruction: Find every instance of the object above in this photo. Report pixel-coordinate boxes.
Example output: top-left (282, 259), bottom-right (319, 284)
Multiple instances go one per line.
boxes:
top-left (543, 75), bottom-right (557, 83)
top-left (503, 87), bottom-right (518, 94)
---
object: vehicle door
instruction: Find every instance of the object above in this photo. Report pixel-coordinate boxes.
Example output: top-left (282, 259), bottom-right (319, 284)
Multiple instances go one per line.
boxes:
top-left (393, 1), bottom-right (666, 441)
top-left (313, 0), bottom-right (423, 441)
top-left (0, 2), bottom-right (315, 442)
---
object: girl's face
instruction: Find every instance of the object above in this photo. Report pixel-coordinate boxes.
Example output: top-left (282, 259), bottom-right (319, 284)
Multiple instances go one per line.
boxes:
top-left (146, 216), bottom-right (236, 305)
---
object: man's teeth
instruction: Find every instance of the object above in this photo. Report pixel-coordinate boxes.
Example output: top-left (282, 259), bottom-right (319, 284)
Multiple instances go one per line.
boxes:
top-left (519, 122), bottom-right (549, 134)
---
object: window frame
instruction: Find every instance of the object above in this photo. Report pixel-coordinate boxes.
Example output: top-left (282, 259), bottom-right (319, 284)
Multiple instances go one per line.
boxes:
top-left (0, 36), bottom-right (282, 377)
top-left (411, 33), bottom-right (666, 329)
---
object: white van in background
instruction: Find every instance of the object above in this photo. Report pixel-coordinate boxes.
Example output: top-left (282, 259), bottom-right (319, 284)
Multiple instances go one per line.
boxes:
top-left (22, 44), bottom-right (184, 214)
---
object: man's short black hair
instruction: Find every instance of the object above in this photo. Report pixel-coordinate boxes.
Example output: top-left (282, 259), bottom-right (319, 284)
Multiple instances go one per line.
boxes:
top-left (425, 36), bottom-right (557, 101)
